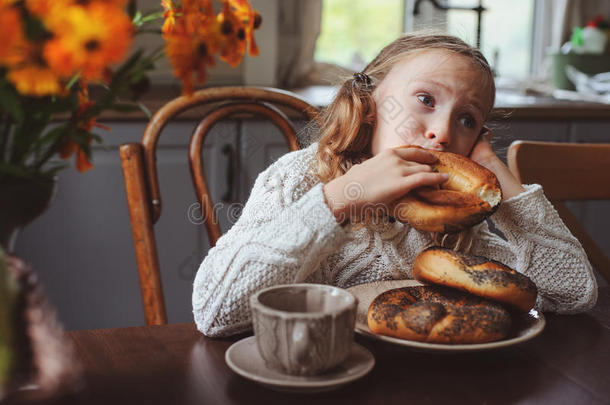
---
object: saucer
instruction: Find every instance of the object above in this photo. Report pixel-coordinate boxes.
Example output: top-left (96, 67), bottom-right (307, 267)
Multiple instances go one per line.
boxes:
top-left (225, 336), bottom-right (375, 393)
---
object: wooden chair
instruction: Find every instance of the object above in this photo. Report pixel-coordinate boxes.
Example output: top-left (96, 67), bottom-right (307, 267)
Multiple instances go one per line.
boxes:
top-left (507, 140), bottom-right (610, 283)
top-left (119, 87), bottom-right (318, 325)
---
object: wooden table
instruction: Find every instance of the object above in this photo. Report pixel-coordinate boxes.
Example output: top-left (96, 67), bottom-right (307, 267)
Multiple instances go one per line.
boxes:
top-left (7, 287), bottom-right (610, 405)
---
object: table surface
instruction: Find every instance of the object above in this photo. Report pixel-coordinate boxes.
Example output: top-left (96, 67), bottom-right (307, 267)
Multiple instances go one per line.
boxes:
top-left (6, 287), bottom-right (610, 405)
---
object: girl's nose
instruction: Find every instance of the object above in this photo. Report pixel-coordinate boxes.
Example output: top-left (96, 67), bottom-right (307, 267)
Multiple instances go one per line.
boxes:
top-left (424, 127), bottom-right (450, 149)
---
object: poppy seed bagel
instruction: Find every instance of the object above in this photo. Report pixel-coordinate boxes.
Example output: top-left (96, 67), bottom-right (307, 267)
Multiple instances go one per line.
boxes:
top-left (367, 285), bottom-right (511, 344)
top-left (412, 246), bottom-right (537, 312)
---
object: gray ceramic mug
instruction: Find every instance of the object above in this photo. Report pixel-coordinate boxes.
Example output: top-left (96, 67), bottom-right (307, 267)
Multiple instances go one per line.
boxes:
top-left (249, 283), bottom-right (358, 376)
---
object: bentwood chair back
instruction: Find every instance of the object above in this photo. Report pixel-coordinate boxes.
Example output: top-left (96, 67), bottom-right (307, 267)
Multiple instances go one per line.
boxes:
top-left (507, 140), bottom-right (610, 283)
top-left (119, 87), bottom-right (318, 325)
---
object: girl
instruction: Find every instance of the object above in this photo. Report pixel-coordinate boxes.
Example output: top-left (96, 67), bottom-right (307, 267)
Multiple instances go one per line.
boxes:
top-left (192, 33), bottom-right (598, 337)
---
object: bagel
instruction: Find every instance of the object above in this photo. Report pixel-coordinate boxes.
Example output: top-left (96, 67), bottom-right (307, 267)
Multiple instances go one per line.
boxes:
top-left (412, 246), bottom-right (537, 312)
top-left (393, 145), bottom-right (502, 233)
top-left (367, 285), bottom-right (511, 344)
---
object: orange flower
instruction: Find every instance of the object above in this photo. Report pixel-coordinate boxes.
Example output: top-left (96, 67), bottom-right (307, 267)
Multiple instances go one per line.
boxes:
top-left (7, 65), bottom-right (62, 97)
top-left (163, 1), bottom-right (220, 95)
top-left (0, 5), bottom-right (24, 66)
top-left (27, 0), bottom-right (127, 15)
top-left (227, 0), bottom-right (261, 56)
top-left (59, 139), bottom-right (94, 172)
top-left (164, 33), bottom-right (216, 96)
top-left (181, 0), bottom-right (213, 15)
top-left (24, 0), bottom-right (70, 17)
top-left (0, 5), bottom-right (63, 97)
top-left (161, 0), bottom-right (177, 35)
top-left (162, 0), bottom-right (260, 95)
top-left (75, 148), bottom-right (94, 172)
top-left (216, 1), bottom-right (246, 66)
top-left (58, 139), bottom-right (93, 173)
top-left (216, 0), bottom-right (261, 66)
top-left (59, 91), bottom-right (109, 172)
top-left (43, 2), bottom-right (132, 80)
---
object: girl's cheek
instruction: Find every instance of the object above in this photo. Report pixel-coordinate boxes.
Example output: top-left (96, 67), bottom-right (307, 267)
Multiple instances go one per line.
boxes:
top-left (394, 112), bottom-right (425, 145)
top-left (374, 96), bottom-right (428, 148)
top-left (453, 131), bottom-right (479, 156)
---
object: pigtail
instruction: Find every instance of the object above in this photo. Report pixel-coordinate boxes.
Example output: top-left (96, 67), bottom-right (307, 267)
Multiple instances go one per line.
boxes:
top-left (314, 74), bottom-right (377, 184)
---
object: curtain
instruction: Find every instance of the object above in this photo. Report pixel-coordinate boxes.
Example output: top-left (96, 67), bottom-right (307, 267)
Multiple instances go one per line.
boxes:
top-left (276, 0), bottom-right (323, 88)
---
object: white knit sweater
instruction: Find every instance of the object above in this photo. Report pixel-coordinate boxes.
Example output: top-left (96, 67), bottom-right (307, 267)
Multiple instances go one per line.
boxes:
top-left (192, 142), bottom-right (598, 337)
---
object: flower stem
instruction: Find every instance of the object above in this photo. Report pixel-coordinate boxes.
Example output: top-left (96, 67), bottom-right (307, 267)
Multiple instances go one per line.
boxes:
top-left (0, 114), bottom-right (12, 163)
top-left (34, 143), bottom-right (61, 172)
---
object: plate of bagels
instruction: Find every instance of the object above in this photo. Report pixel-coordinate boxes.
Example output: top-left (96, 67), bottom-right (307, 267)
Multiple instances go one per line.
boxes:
top-left (347, 247), bottom-right (545, 353)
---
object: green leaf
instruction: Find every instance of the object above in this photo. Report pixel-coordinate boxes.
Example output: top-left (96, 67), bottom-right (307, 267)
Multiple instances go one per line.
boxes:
top-left (132, 11), bottom-right (143, 26)
top-left (0, 80), bottom-right (23, 122)
top-left (36, 95), bottom-right (78, 115)
top-left (66, 73), bottom-right (81, 90)
top-left (137, 102), bottom-right (152, 119)
top-left (141, 11), bottom-right (164, 23)
top-left (71, 129), bottom-right (94, 159)
top-left (88, 132), bottom-right (103, 144)
top-left (0, 249), bottom-right (18, 389)
top-left (32, 124), bottom-right (74, 171)
top-left (107, 50), bottom-right (145, 97)
top-left (35, 124), bottom-right (69, 149)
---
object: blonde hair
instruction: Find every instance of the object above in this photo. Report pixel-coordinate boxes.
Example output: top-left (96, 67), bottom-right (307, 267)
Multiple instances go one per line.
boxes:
top-left (313, 32), bottom-right (495, 251)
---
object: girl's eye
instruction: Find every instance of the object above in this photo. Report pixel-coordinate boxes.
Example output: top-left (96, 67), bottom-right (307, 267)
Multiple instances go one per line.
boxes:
top-left (459, 115), bottom-right (476, 129)
top-left (417, 94), bottom-right (434, 107)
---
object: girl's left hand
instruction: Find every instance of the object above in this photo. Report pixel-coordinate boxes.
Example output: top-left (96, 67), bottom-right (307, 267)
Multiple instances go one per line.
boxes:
top-left (468, 127), bottom-right (526, 200)
top-left (469, 127), bottom-right (497, 167)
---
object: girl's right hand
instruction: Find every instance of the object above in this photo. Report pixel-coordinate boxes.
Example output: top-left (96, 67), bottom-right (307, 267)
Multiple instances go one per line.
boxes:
top-left (323, 147), bottom-right (449, 224)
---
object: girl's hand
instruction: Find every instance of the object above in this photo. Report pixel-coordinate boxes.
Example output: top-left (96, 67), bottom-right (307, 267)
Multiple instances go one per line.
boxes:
top-left (469, 127), bottom-right (526, 200)
top-left (469, 127), bottom-right (497, 167)
top-left (323, 148), bottom-right (449, 224)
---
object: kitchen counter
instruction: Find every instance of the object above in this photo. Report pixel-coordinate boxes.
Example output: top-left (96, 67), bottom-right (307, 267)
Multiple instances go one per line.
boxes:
top-left (293, 86), bottom-right (610, 120)
top-left (92, 85), bottom-right (610, 122)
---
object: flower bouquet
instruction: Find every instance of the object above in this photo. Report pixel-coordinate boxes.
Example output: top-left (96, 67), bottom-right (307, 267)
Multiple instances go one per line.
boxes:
top-left (0, 0), bottom-right (260, 250)
top-left (1, 0), bottom-right (260, 398)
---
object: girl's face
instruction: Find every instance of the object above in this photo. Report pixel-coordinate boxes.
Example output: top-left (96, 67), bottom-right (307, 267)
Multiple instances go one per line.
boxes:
top-left (371, 49), bottom-right (493, 157)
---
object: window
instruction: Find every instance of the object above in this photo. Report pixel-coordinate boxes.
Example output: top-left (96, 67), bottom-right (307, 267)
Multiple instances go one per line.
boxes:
top-left (315, 0), bottom-right (405, 72)
top-left (446, 0), bottom-right (535, 78)
top-left (315, 0), bottom-right (536, 79)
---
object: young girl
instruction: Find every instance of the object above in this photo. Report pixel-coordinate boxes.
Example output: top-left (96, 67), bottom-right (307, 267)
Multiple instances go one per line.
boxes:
top-left (192, 33), bottom-right (598, 337)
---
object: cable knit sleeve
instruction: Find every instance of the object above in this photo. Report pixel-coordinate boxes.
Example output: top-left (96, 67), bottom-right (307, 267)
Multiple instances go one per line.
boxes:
top-left (192, 143), bottom-right (350, 337)
top-left (470, 184), bottom-right (598, 313)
